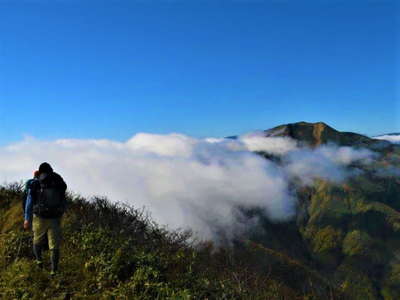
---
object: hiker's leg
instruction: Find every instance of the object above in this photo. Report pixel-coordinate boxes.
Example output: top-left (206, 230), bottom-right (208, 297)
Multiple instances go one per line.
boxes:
top-left (48, 218), bottom-right (62, 273)
top-left (33, 244), bottom-right (42, 265)
top-left (50, 249), bottom-right (60, 274)
top-left (32, 216), bottom-right (48, 265)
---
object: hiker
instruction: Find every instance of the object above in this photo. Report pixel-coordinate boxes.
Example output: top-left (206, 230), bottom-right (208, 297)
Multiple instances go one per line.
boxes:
top-left (23, 162), bottom-right (67, 275)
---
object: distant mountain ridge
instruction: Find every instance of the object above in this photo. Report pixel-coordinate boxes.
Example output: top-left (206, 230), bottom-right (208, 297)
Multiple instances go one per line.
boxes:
top-left (376, 133), bottom-right (400, 136)
top-left (229, 122), bottom-right (395, 148)
top-left (264, 121), bottom-right (389, 147)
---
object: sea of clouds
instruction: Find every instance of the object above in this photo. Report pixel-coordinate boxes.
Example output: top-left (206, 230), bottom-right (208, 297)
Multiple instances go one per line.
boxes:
top-left (0, 133), bottom-right (376, 241)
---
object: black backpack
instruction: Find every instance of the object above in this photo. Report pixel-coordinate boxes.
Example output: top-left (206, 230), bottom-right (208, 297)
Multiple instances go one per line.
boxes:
top-left (33, 174), bottom-right (66, 218)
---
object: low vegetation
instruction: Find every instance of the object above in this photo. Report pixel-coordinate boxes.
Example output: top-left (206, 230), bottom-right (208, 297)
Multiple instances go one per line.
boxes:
top-left (0, 183), bottom-right (343, 299)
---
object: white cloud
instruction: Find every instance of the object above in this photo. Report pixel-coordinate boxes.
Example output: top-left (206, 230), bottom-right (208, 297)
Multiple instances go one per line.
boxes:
top-left (0, 133), bottom-right (295, 241)
top-left (375, 134), bottom-right (400, 144)
top-left (239, 132), bottom-right (298, 155)
top-left (0, 133), bottom-right (376, 241)
top-left (283, 145), bottom-right (376, 186)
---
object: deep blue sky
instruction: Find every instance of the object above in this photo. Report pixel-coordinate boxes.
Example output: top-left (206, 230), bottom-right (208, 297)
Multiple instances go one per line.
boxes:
top-left (0, 0), bottom-right (398, 144)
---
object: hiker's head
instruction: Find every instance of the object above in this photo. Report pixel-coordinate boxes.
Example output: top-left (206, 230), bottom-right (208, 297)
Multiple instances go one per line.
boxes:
top-left (38, 162), bottom-right (53, 174)
top-left (33, 170), bottom-right (40, 178)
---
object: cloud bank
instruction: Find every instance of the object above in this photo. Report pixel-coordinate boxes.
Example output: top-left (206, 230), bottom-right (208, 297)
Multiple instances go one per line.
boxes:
top-left (375, 134), bottom-right (400, 144)
top-left (0, 133), bottom-right (376, 241)
top-left (283, 145), bottom-right (376, 186)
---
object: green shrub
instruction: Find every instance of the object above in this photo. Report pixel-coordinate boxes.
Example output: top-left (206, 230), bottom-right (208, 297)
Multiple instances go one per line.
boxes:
top-left (342, 230), bottom-right (373, 257)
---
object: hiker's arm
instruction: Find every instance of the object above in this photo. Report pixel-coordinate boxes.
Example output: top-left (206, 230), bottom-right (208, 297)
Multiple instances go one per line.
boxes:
top-left (24, 190), bottom-right (33, 223)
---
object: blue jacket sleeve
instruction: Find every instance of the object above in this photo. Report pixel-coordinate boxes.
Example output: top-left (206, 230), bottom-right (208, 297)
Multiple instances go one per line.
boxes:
top-left (24, 190), bottom-right (33, 222)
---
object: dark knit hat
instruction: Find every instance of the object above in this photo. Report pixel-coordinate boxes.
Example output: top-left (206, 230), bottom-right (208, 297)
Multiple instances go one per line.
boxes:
top-left (39, 162), bottom-right (53, 174)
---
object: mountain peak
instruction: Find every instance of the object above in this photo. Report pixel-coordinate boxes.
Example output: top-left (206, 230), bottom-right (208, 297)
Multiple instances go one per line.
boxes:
top-left (296, 121), bottom-right (329, 127)
top-left (264, 121), bottom-right (372, 147)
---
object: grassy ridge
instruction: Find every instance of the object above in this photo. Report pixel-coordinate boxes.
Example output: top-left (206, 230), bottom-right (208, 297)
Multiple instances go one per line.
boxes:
top-left (0, 183), bottom-right (344, 300)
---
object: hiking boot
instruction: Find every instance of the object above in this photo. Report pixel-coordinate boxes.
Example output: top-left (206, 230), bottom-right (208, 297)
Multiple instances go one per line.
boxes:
top-left (33, 243), bottom-right (42, 264)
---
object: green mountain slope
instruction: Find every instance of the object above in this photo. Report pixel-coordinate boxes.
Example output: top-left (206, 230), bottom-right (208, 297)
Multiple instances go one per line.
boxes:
top-left (261, 122), bottom-right (400, 299)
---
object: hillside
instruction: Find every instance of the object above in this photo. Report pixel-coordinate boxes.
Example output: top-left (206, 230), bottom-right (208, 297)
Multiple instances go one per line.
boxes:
top-left (0, 185), bottom-right (343, 299)
top-left (258, 122), bottom-right (400, 299)
top-left (0, 122), bottom-right (399, 299)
